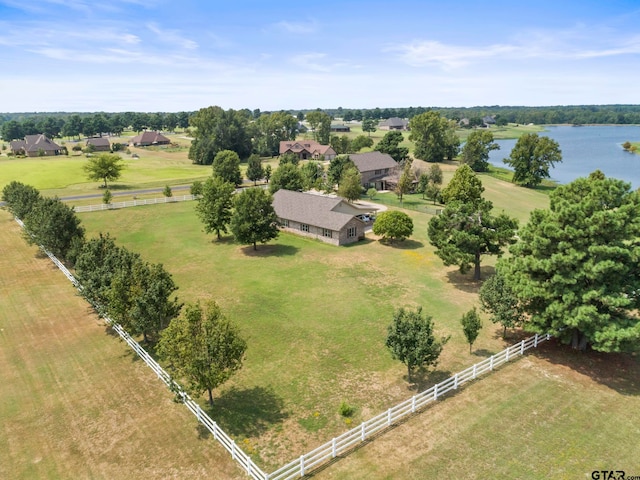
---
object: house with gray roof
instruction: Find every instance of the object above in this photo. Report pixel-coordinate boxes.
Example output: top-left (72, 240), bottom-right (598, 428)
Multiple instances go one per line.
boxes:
top-left (10, 134), bottom-right (62, 157)
top-left (86, 137), bottom-right (111, 152)
top-left (379, 117), bottom-right (409, 131)
top-left (350, 151), bottom-right (399, 190)
top-left (279, 140), bottom-right (336, 161)
top-left (130, 131), bottom-right (171, 147)
top-left (272, 190), bottom-right (368, 245)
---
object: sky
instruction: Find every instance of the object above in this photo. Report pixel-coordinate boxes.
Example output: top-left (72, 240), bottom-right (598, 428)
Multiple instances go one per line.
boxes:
top-left (1, 0), bottom-right (640, 112)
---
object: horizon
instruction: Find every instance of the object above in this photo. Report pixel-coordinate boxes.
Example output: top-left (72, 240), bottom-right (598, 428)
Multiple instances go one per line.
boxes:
top-left (2, 0), bottom-right (640, 112)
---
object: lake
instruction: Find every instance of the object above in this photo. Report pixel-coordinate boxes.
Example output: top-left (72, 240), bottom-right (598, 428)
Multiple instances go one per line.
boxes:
top-left (487, 125), bottom-right (640, 189)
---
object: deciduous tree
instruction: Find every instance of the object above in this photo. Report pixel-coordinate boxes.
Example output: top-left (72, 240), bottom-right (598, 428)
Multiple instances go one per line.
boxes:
top-left (1, 181), bottom-right (42, 219)
top-left (350, 134), bottom-right (374, 152)
top-left (462, 130), bottom-right (500, 172)
top-left (409, 111), bottom-right (459, 162)
top-left (460, 308), bottom-right (482, 353)
top-left (337, 167), bottom-right (362, 202)
top-left (83, 153), bottom-right (125, 188)
top-left (212, 149), bottom-right (242, 186)
top-left (158, 301), bottom-right (247, 405)
top-left (372, 210), bottom-right (414, 243)
top-left (440, 164), bottom-right (484, 206)
top-left (230, 188), bottom-right (279, 250)
top-left (361, 118), bottom-right (377, 137)
top-left (386, 306), bottom-right (449, 381)
top-left (269, 163), bottom-right (304, 194)
top-left (376, 130), bottom-right (408, 162)
top-left (504, 133), bottom-right (562, 187)
top-left (195, 176), bottom-right (235, 240)
top-left (327, 154), bottom-right (355, 188)
top-left (305, 111), bottom-right (331, 144)
top-left (499, 171), bottom-right (640, 351)
top-left (188, 106), bottom-right (252, 163)
top-left (479, 270), bottom-right (525, 338)
top-left (246, 154), bottom-right (264, 185)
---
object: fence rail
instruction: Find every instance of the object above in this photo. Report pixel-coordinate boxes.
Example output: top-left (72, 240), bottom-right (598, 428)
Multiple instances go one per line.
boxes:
top-left (15, 215), bottom-right (551, 480)
top-left (267, 332), bottom-right (551, 480)
top-left (73, 194), bottom-right (196, 212)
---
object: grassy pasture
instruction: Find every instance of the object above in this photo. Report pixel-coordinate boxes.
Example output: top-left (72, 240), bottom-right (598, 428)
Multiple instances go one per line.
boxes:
top-left (75, 172), bottom-right (553, 469)
top-left (0, 211), bottom-right (244, 480)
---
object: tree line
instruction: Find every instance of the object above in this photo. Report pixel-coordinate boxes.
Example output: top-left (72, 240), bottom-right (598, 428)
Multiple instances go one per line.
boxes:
top-left (1, 182), bottom-right (247, 405)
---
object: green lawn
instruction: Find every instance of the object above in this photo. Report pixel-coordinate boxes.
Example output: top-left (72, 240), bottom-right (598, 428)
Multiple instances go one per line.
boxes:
top-left (76, 171), bottom-right (552, 469)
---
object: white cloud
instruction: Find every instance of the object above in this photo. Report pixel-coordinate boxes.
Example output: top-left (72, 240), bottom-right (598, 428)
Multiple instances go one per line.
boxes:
top-left (270, 20), bottom-right (318, 35)
top-left (146, 22), bottom-right (198, 50)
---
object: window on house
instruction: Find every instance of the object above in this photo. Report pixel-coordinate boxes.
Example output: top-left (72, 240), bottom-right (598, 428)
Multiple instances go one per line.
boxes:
top-left (281, 219), bottom-right (289, 227)
top-left (300, 224), bottom-right (309, 232)
top-left (323, 228), bottom-right (332, 238)
top-left (374, 169), bottom-right (382, 175)
top-left (348, 227), bottom-right (356, 238)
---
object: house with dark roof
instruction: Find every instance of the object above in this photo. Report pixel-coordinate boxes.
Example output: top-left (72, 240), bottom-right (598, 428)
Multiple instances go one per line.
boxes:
top-left (86, 137), bottom-right (111, 152)
top-left (350, 152), bottom-right (399, 190)
top-left (330, 124), bottom-right (351, 132)
top-left (130, 131), bottom-right (171, 147)
top-left (379, 117), bottom-right (409, 131)
top-left (279, 140), bottom-right (336, 161)
top-left (272, 190), bottom-right (368, 245)
top-left (10, 134), bottom-right (62, 157)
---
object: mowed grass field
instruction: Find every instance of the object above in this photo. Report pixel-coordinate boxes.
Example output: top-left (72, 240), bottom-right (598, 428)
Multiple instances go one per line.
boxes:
top-left (0, 211), bottom-right (246, 480)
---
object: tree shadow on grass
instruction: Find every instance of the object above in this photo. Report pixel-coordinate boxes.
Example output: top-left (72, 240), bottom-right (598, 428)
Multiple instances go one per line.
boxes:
top-left (472, 348), bottom-right (495, 358)
top-left (105, 184), bottom-right (133, 191)
top-left (408, 368), bottom-right (453, 393)
top-left (379, 239), bottom-right (424, 250)
top-left (531, 339), bottom-right (640, 396)
top-left (445, 266), bottom-right (495, 293)
top-left (239, 244), bottom-right (299, 257)
top-left (207, 385), bottom-right (289, 437)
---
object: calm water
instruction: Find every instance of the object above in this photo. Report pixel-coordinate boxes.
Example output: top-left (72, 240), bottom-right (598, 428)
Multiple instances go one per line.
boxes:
top-left (487, 125), bottom-right (640, 189)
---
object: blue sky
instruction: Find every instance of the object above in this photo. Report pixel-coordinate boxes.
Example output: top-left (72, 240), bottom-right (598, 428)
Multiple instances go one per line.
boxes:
top-left (1, 0), bottom-right (640, 112)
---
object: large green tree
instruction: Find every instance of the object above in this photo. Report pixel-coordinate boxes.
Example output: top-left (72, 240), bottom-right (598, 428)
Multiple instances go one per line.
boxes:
top-left (440, 164), bottom-right (484, 205)
top-left (230, 188), bottom-right (279, 250)
top-left (300, 161), bottom-right (325, 190)
top-left (305, 111), bottom-right (331, 144)
top-left (23, 197), bottom-right (85, 262)
top-left (195, 176), bottom-right (235, 240)
top-left (245, 154), bottom-right (264, 185)
top-left (461, 130), bottom-right (500, 172)
top-left (337, 166), bottom-right (362, 202)
top-left (350, 134), bottom-right (374, 152)
top-left (372, 210), bottom-right (414, 243)
top-left (212, 149), bottom-right (242, 186)
top-left (428, 199), bottom-right (518, 280)
top-left (158, 301), bottom-right (247, 405)
top-left (253, 112), bottom-right (299, 156)
top-left (503, 133), bottom-right (562, 187)
top-left (1, 181), bottom-right (42, 220)
top-left (188, 106), bottom-right (252, 164)
top-left (499, 171), bottom-right (640, 351)
top-left (327, 155), bottom-right (355, 187)
top-left (83, 153), bottom-right (125, 188)
top-left (361, 118), bottom-right (377, 137)
top-left (386, 306), bottom-right (449, 381)
top-left (375, 130), bottom-right (408, 162)
top-left (269, 163), bottom-right (304, 194)
top-left (409, 111), bottom-right (459, 163)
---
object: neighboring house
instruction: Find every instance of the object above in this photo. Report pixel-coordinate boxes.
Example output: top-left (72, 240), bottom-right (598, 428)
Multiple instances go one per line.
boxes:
top-left (482, 115), bottom-right (496, 126)
top-left (350, 151), bottom-right (398, 190)
top-left (279, 140), bottom-right (336, 161)
top-left (379, 117), bottom-right (409, 131)
top-left (330, 124), bottom-right (351, 132)
top-left (10, 134), bottom-right (61, 157)
top-left (86, 137), bottom-right (111, 152)
top-left (272, 189), bottom-right (368, 246)
top-left (130, 131), bottom-right (171, 147)
top-left (459, 118), bottom-right (470, 127)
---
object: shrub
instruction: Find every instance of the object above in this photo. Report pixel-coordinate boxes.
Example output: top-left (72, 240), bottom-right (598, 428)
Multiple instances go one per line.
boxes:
top-left (372, 210), bottom-right (414, 242)
top-left (366, 187), bottom-right (377, 200)
top-left (338, 401), bottom-right (355, 417)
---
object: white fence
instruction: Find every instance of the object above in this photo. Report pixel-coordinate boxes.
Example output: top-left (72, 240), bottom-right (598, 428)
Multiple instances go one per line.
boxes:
top-left (73, 194), bottom-right (196, 212)
top-left (15, 216), bottom-right (552, 479)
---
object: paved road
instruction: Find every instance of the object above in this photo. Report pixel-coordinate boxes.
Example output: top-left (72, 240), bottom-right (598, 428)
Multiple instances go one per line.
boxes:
top-left (59, 185), bottom-right (192, 202)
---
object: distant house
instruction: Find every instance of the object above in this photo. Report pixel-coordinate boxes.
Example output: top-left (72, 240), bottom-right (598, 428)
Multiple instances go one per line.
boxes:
top-left (379, 117), bottom-right (409, 131)
top-left (272, 190), bottom-right (368, 246)
top-left (330, 124), bottom-right (351, 132)
top-left (350, 151), bottom-right (398, 190)
top-left (279, 140), bottom-right (336, 161)
top-left (10, 134), bottom-right (62, 157)
top-left (130, 131), bottom-right (171, 147)
top-left (86, 137), bottom-right (111, 152)
top-left (482, 115), bottom-right (496, 126)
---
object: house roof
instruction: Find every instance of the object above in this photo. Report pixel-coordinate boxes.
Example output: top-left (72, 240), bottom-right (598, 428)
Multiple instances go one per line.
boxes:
top-left (131, 131), bottom-right (171, 145)
top-left (350, 151), bottom-right (397, 173)
top-left (272, 190), bottom-right (364, 231)
top-left (379, 117), bottom-right (408, 128)
top-left (279, 140), bottom-right (335, 156)
top-left (86, 137), bottom-right (111, 147)
top-left (23, 134), bottom-right (60, 152)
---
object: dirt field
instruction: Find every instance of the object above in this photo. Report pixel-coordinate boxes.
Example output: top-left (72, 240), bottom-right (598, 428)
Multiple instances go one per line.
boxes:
top-left (0, 210), bottom-right (246, 480)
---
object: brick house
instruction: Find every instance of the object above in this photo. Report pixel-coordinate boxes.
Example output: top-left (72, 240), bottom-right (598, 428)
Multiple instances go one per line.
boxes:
top-left (279, 140), bottom-right (336, 161)
top-left (10, 134), bottom-right (62, 157)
